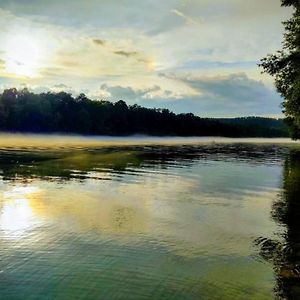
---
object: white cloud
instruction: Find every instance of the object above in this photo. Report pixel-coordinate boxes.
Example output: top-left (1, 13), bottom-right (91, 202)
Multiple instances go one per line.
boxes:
top-left (0, 0), bottom-right (292, 116)
top-left (94, 73), bottom-right (283, 117)
top-left (170, 9), bottom-right (202, 26)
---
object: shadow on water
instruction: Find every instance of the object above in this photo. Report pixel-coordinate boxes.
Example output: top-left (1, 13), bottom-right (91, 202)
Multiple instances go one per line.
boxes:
top-left (0, 143), bottom-right (287, 182)
top-left (255, 150), bottom-right (300, 299)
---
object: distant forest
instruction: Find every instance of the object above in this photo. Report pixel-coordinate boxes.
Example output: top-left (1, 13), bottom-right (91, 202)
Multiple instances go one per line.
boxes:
top-left (0, 88), bottom-right (289, 137)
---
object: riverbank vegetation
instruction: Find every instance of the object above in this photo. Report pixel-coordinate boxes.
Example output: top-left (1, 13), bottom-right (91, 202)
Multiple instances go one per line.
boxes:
top-left (0, 88), bottom-right (288, 137)
top-left (260, 0), bottom-right (300, 138)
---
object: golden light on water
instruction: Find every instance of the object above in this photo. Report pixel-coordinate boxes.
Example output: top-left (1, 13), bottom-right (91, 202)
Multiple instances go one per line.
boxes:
top-left (4, 34), bottom-right (46, 78)
top-left (0, 186), bottom-right (40, 238)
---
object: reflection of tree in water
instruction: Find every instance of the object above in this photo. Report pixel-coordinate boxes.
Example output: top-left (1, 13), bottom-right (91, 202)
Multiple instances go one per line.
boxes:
top-left (0, 144), bottom-right (286, 182)
top-left (255, 151), bottom-right (300, 299)
top-left (0, 149), bottom-right (143, 181)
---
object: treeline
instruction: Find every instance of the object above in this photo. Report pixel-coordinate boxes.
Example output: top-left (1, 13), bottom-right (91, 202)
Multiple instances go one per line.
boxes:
top-left (0, 88), bottom-right (288, 137)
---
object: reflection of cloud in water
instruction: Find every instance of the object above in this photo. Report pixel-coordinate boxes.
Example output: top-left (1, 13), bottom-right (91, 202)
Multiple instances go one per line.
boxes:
top-left (0, 170), bottom-right (280, 258)
top-left (25, 174), bottom-right (198, 236)
top-left (0, 174), bottom-right (198, 248)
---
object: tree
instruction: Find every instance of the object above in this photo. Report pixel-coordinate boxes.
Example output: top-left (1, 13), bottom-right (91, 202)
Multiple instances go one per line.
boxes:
top-left (260, 1), bottom-right (300, 138)
top-left (0, 88), bottom-right (289, 137)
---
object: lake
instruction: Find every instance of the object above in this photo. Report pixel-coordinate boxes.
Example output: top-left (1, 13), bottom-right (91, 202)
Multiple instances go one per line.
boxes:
top-left (0, 134), bottom-right (300, 299)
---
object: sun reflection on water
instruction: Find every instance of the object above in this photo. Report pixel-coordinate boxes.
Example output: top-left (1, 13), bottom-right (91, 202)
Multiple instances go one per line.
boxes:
top-left (0, 186), bottom-right (40, 238)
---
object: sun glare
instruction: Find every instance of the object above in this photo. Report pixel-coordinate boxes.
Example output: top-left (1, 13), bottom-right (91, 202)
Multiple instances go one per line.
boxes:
top-left (4, 34), bottom-right (45, 77)
top-left (0, 186), bottom-right (41, 239)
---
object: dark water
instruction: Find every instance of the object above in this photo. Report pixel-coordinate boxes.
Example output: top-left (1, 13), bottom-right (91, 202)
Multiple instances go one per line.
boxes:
top-left (0, 135), bottom-right (300, 299)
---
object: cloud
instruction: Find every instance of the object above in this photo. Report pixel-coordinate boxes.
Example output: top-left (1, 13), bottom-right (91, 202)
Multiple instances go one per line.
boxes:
top-left (29, 85), bottom-right (51, 94)
top-left (0, 1), bottom-right (184, 34)
top-left (60, 60), bottom-right (79, 67)
top-left (113, 50), bottom-right (139, 58)
top-left (171, 9), bottom-right (202, 26)
top-left (0, 71), bottom-right (283, 117)
top-left (93, 39), bottom-right (106, 46)
top-left (0, 58), bottom-right (5, 69)
top-left (53, 83), bottom-right (68, 89)
top-left (93, 73), bottom-right (283, 117)
top-left (98, 84), bottom-right (163, 102)
top-left (0, 0), bottom-right (290, 117)
top-left (112, 50), bottom-right (153, 69)
top-left (177, 60), bottom-right (257, 71)
top-left (156, 72), bottom-right (283, 116)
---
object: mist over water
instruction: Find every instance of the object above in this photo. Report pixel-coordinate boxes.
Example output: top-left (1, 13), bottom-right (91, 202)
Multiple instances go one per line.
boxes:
top-left (0, 134), bottom-right (299, 299)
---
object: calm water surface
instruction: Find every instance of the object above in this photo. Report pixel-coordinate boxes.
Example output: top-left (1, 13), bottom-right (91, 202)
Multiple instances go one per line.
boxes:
top-left (0, 134), bottom-right (300, 299)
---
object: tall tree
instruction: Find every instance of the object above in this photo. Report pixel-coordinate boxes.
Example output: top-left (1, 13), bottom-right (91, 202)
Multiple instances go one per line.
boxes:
top-left (260, 0), bottom-right (300, 138)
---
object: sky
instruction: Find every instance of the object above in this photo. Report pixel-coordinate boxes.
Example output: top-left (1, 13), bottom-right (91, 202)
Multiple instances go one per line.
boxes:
top-left (0, 0), bottom-right (293, 117)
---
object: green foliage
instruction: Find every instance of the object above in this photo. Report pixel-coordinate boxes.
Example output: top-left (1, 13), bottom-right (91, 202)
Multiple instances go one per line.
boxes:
top-left (281, 0), bottom-right (300, 7)
top-left (260, 0), bottom-right (300, 138)
top-left (0, 88), bottom-right (288, 137)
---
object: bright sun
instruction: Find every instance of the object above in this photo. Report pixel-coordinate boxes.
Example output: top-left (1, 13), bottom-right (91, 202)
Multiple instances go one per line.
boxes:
top-left (4, 34), bottom-right (44, 78)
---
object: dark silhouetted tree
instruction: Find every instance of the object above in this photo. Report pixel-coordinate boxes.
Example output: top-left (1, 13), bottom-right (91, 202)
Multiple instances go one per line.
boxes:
top-left (260, 0), bottom-right (300, 138)
top-left (0, 88), bottom-right (288, 137)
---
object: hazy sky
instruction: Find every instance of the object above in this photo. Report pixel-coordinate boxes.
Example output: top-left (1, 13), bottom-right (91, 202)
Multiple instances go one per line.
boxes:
top-left (0, 0), bottom-right (292, 117)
